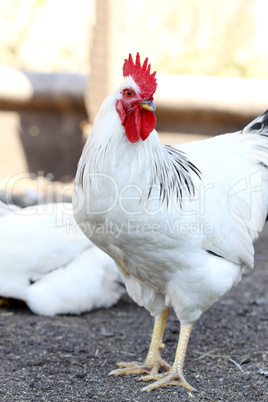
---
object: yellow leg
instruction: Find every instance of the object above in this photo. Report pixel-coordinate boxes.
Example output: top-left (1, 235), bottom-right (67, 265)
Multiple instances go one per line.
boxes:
top-left (109, 308), bottom-right (170, 377)
top-left (142, 322), bottom-right (197, 392)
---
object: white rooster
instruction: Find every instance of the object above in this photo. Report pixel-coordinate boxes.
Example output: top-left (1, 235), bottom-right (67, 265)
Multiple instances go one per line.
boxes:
top-left (0, 202), bottom-right (124, 316)
top-left (73, 53), bottom-right (268, 393)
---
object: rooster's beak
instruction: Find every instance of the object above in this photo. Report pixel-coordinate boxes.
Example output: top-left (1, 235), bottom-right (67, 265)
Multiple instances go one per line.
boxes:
top-left (139, 100), bottom-right (156, 113)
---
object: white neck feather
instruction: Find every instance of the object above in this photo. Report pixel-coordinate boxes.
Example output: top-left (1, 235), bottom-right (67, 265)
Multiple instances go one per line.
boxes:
top-left (75, 88), bottom-right (199, 207)
top-left (76, 89), bottom-right (163, 187)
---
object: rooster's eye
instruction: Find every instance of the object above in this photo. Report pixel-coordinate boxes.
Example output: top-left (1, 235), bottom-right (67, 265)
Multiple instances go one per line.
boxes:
top-left (125, 90), bottom-right (133, 97)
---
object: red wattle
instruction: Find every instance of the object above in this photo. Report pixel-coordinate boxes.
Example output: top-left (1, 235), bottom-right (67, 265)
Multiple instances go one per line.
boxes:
top-left (125, 106), bottom-right (156, 143)
top-left (125, 106), bottom-right (141, 143)
top-left (140, 110), bottom-right (156, 141)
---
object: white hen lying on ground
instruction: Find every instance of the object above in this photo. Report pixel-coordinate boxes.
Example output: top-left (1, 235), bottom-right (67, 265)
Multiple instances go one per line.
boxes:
top-left (0, 202), bottom-right (124, 316)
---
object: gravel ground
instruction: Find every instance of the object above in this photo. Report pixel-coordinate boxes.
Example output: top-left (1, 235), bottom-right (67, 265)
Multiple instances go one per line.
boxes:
top-left (0, 228), bottom-right (267, 401)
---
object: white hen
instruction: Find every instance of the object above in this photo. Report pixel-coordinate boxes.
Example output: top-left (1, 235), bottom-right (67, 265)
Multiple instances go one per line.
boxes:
top-left (0, 202), bottom-right (124, 316)
top-left (73, 53), bottom-right (268, 392)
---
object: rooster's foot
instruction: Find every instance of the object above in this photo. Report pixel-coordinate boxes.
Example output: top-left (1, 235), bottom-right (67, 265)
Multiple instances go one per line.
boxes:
top-left (109, 310), bottom-right (170, 378)
top-left (141, 370), bottom-right (197, 392)
top-left (108, 358), bottom-right (170, 377)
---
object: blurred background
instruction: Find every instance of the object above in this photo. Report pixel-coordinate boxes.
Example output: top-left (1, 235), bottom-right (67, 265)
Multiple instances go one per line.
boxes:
top-left (1, 0), bottom-right (268, 206)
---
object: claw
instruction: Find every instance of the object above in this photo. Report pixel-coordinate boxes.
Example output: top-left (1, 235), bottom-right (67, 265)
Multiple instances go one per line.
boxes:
top-left (109, 310), bottom-right (170, 380)
top-left (141, 323), bottom-right (197, 393)
top-left (141, 371), bottom-right (197, 393)
top-left (108, 363), bottom-right (150, 377)
top-left (138, 371), bottom-right (167, 383)
top-left (108, 358), bottom-right (169, 377)
top-left (116, 361), bottom-right (139, 368)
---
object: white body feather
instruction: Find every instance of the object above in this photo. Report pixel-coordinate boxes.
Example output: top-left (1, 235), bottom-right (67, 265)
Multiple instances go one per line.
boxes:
top-left (0, 202), bottom-right (124, 316)
top-left (73, 82), bottom-right (268, 325)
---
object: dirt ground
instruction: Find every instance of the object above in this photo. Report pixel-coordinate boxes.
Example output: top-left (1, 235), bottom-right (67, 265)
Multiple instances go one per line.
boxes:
top-left (0, 228), bottom-right (267, 402)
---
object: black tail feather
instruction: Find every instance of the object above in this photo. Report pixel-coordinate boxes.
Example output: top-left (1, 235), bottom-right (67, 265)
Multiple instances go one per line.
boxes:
top-left (243, 110), bottom-right (268, 135)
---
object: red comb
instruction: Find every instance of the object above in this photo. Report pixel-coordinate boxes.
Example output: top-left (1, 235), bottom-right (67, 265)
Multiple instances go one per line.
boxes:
top-left (122, 53), bottom-right (157, 99)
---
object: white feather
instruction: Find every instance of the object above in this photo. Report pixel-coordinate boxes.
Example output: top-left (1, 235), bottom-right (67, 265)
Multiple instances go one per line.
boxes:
top-left (0, 203), bottom-right (124, 316)
top-left (73, 80), bottom-right (268, 325)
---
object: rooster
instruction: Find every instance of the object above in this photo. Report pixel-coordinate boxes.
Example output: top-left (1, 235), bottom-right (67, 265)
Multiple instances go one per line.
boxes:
top-left (73, 53), bottom-right (268, 393)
